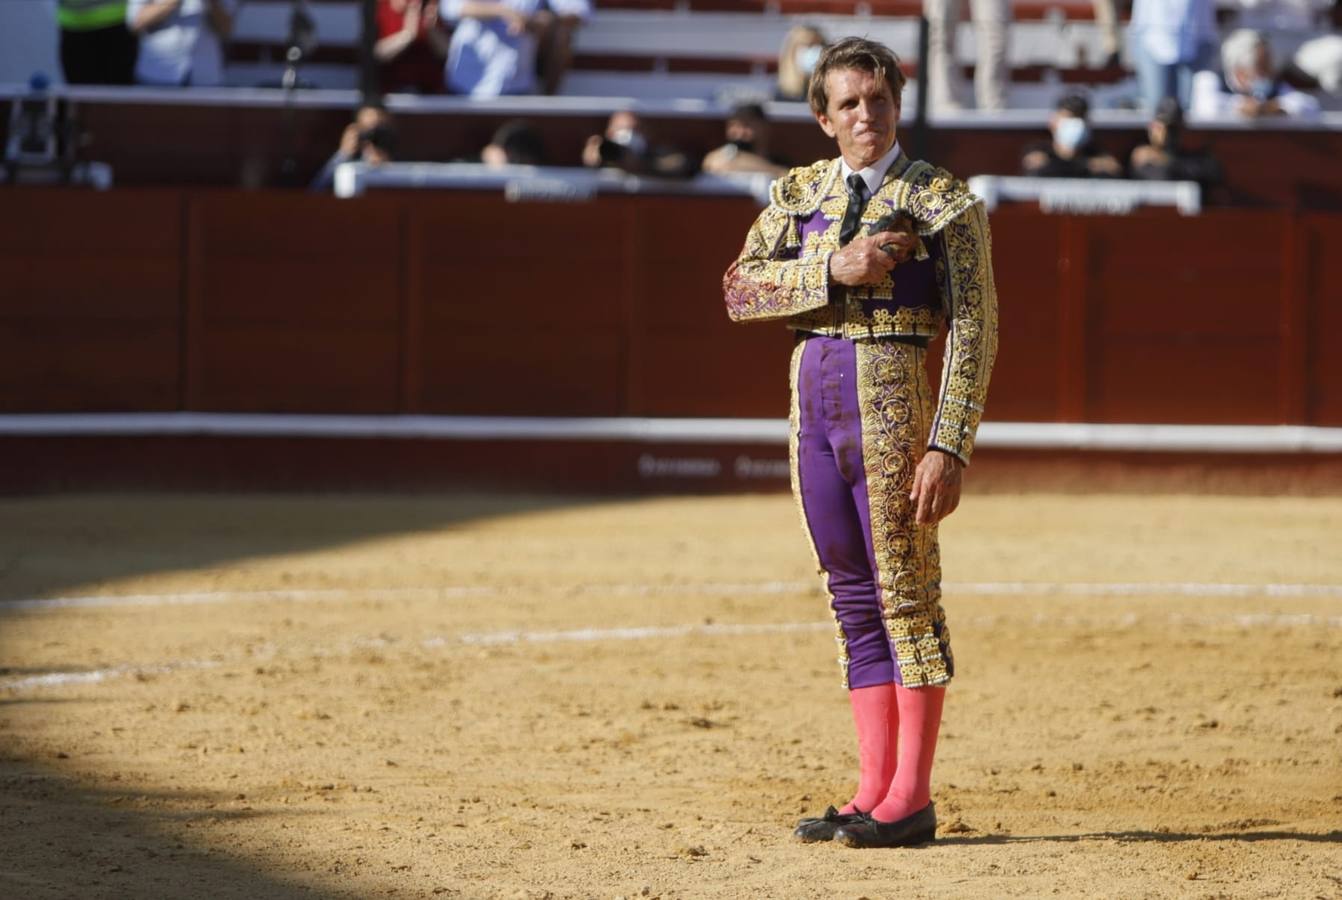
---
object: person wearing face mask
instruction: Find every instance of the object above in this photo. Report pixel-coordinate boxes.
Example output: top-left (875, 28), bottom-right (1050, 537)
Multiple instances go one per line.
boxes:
top-left (1020, 92), bottom-right (1122, 179)
top-left (702, 103), bottom-right (789, 177)
top-left (1189, 28), bottom-right (1321, 120)
top-left (777, 25), bottom-right (827, 102)
top-left (580, 109), bottom-right (694, 176)
top-left (1128, 97), bottom-right (1223, 197)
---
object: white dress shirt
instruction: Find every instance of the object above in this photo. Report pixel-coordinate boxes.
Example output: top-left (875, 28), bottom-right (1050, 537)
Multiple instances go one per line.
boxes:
top-left (840, 140), bottom-right (904, 197)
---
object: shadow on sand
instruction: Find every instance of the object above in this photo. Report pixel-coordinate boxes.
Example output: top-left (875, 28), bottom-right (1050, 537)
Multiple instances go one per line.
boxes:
top-left (0, 492), bottom-right (608, 898)
top-left (0, 761), bottom-right (348, 899)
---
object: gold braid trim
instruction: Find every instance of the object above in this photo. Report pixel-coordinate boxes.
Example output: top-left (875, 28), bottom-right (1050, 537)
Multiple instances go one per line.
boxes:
top-left (854, 339), bottom-right (954, 688)
top-left (928, 200), bottom-right (999, 464)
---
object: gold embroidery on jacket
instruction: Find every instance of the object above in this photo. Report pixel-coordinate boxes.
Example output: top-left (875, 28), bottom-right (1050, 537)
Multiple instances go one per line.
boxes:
top-left (927, 201), bottom-right (998, 464)
top-left (725, 154), bottom-right (998, 462)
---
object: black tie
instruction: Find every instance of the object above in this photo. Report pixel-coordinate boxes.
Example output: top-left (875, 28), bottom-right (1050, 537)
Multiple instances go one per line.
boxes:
top-left (839, 172), bottom-right (869, 246)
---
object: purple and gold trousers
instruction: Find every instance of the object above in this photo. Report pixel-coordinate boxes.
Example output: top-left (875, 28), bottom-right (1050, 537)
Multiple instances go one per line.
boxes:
top-left (788, 334), bottom-right (954, 690)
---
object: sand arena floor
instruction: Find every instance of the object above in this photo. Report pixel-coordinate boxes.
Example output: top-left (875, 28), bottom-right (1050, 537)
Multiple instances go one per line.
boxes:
top-left (1, 491), bottom-right (1340, 899)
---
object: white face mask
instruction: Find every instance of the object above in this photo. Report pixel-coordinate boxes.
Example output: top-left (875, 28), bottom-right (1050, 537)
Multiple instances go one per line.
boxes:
top-left (610, 128), bottom-right (648, 157)
top-left (1054, 116), bottom-right (1089, 152)
top-left (796, 44), bottom-right (823, 75)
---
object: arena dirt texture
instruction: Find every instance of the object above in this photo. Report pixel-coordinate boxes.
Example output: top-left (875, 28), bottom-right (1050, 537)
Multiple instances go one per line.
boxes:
top-left (1, 492), bottom-right (1340, 899)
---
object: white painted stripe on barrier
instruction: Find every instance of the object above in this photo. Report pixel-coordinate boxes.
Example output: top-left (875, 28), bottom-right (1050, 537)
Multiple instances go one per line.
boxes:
top-left (5, 580), bottom-right (1342, 612)
top-left (3, 413), bottom-right (1342, 453)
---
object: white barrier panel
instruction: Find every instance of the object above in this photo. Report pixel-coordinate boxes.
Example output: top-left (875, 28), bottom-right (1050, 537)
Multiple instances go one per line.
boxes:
top-left (2, 414), bottom-right (1341, 453)
top-left (332, 161), bottom-right (775, 203)
top-left (968, 174), bottom-right (1202, 215)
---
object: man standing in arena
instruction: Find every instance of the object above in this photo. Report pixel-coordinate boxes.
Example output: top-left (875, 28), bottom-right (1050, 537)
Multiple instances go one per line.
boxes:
top-left (722, 37), bottom-right (998, 849)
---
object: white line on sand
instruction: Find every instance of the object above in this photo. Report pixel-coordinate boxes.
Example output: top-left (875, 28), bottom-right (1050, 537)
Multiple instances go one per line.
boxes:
top-left (1, 659), bottom-right (220, 691)
top-left (5, 581), bottom-right (1342, 612)
top-left (5, 609), bottom-right (1340, 693)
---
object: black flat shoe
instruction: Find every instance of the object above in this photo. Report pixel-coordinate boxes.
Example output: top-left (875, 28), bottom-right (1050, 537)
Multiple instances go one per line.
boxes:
top-left (793, 805), bottom-right (867, 843)
top-left (832, 802), bottom-right (937, 848)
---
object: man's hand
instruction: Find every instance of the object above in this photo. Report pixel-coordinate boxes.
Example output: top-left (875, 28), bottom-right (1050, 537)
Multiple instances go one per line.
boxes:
top-left (910, 449), bottom-right (963, 526)
top-left (1236, 96), bottom-right (1283, 118)
top-left (503, 8), bottom-right (529, 34)
top-left (828, 231), bottom-right (914, 286)
top-left (1086, 155), bottom-right (1123, 177)
top-left (131, 0), bottom-right (182, 33)
top-left (402, 0), bottom-right (422, 33)
top-left (338, 123), bottom-right (362, 158)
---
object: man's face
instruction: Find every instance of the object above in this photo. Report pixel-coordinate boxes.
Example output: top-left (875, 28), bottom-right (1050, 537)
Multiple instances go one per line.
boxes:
top-left (606, 110), bottom-right (641, 140)
top-left (726, 115), bottom-right (763, 146)
top-left (1231, 45), bottom-right (1273, 91)
top-left (355, 106), bottom-right (387, 133)
top-left (815, 67), bottom-right (898, 169)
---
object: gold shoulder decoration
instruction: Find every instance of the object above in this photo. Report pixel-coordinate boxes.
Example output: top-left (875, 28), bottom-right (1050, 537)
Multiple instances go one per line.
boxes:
top-left (880, 162), bottom-right (979, 237)
top-left (769, 159), bottom-right (842, 215)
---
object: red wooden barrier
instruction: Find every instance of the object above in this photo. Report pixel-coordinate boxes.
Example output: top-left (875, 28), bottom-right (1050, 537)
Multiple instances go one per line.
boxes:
top-left (1, 189), bottom-right (1339, 426)
top-left (0, 190), bottom-right (184, 412)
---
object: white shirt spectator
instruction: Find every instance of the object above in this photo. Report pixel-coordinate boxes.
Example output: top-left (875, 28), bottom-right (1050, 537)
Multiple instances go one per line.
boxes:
top-left (1130, 0), bottom-right (1218, 66)
top-left (1190, 28), bottom-right (1322, 120)
top-left (190, 0), bottom-right (236, 87)
top-left (442, 0), bottom-right (590, 97)
top-left (1189, 70), bottom-right (1322, 119)
top-left (1295, 34), bottom-right (1342, 95)
top-left (127, 0), bottom-right (201, 85)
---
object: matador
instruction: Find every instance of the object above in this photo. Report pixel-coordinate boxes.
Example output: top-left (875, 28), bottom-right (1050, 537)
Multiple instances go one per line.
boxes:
top-left (722, 37), bottom-right (999, 849)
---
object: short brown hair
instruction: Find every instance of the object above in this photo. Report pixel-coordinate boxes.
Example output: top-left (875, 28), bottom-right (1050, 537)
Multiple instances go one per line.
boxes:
top-left (807, 37), bottom-right (906, 116)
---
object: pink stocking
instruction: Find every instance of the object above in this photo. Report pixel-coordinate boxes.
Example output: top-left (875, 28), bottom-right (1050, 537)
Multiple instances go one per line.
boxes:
top-left (838, 683), bottom-right (898, 815)
top-left (870, 684), bottom-right (945, 823)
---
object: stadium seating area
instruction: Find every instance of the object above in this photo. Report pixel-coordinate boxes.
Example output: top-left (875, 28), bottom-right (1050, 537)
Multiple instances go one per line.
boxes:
top-left (221, 0), bottom-right (1134, 107)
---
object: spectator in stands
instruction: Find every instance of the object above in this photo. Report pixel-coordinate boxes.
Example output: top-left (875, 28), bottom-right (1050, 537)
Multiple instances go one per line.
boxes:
top-left (189, 0), bottom-right (235, 86)
top-left (1190, 29), bottom-right (1322, 119)
top-left (1285, 1), bottom-right (1342, 97)
top-left (442, 0), bottom-right (589, 97)
top-left (701, 103), bottom-right (788, 178)
top-left (376, 0), bottom-right (451, 94)
top-left (924, 0), bottom-right (1009, 111)
top-left (581, 109), bottom-right (694, 177)
top-left (1092, 0), bottom-right (1122, 69)
top-left (1291, 32), bottom-right (1342, 96)
top-left (127, 0), bottom-right (236, 86)
top-left (1021, 92), bottom-right (1122, 178)
top-left (58, 0), bottom-right (138, 85)
top-left (777, 24), bottom-right (826, 102)
top-left (310, 104), bottom-right (398, 192)
top-left (1128, 97), bottom-right (1223, 192)
top-left (480, 119), bottom-right (547, 166)
top-left (1129, 0), bottom-right (1218, 112)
